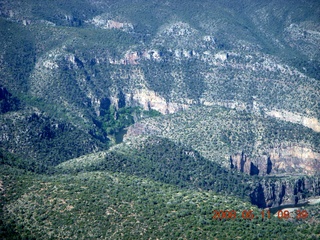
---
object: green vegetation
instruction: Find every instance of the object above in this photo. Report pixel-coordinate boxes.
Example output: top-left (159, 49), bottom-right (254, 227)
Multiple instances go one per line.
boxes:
top-left (131, 106), bottom-right (320, 164)
top-left (0, 0), bottom-right (319, 238)
top-left (99, 106), bottom-right (134, 135)
top-left (56, 134), bottom-right (320, 207)
top-left (0, 87), bottom-right (21, 114)
top-left (0, 19), bottom-right (36, 93)
top-left (0, 110), bottom-right (105, 173)
top-left (97, 104), bottom-right (161, 141)
top-left (1, 164), bottom-right (319, 239)
top-left (0, 0), bottom-right (319, 164)
top-left (57, 136), bottom-right (254, 200)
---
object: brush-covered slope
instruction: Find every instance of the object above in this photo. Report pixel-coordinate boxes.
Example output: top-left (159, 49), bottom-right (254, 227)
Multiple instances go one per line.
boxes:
top-left (56, 135), bottom-right (255, 200)
top-left (126, 105), bottom-right (320, 176)
top-left (55, 135), bottom-right (320, 208)
top-left (0, 0), bottom-right (319, 165)
top-left (0, 1), bottom-right (320, 238)
top-left (1, 164), bottom-right (320, 240)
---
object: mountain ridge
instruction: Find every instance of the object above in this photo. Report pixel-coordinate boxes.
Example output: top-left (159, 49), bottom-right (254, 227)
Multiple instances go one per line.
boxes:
top-left (0, 0), bottom-right (319, 238)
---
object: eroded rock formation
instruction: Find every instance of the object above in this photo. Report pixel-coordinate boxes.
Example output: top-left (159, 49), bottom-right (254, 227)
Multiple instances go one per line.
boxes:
top-left (230, 146), bottom-right (320, 176)
top-left (250, 177), bottom-right (320, 208)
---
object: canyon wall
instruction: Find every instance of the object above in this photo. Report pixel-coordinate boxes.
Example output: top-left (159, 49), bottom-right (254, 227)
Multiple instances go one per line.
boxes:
top-left (250, 177), bottom-right (320, 208)
top-left (230, 146), bottom-right (320, 176)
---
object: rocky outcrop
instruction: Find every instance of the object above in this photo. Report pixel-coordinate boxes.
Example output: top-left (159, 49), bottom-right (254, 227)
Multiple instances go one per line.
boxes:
top-left (250, 177), bottom-right (320, 208)
top-left (86, 16), bottom-right (134, 32)
top-left (266, 109), bottom-right (320, 133)
top-left (230, 146), bottom-right (320, 176)
top-left (125, 88), bottom-right (190, 114)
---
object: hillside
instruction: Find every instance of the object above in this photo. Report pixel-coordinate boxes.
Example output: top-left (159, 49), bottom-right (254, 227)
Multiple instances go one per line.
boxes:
top-left (0, 0), bottom-right (319, 238)
top-left (57, 135), bottom-right (320, 207)
top-left (126, 106), bottom-right (320, 176)
top-left (0, 1), bottom-right (319, 165)
top-left (1, 164), bottom-right (320, 239)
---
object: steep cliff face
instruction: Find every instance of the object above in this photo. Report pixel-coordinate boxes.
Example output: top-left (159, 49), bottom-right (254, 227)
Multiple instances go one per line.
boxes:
top-left (125, 105), bottom-right (320, 207)
top-left (266, 109), bottom-right (320, 133)
top-left (7, 10), bottom-right (317, 136)
top-left (124, 89), bottom-right (190, 114)
top-left (250, 177), bottom-right (320, 208)
top-left (126, 105), bottom-right (320, 175)
top-left (0, 0), bottom-right (319, 201)
top-left (230, 145), bottom-right (320, 176)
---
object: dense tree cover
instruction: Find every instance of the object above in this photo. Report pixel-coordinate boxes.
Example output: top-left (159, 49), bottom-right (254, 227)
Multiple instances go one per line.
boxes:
top-left (56, 135), bottom-right (319, 207)
top-left (1, 165), bottom-right (319, 239)
top-left (0, 110), bottom-right (106, 174)
top-left (0, 0), bottom-right (319, 239)
top-left (100, 106), bottom-right (134, 135)
top-left (0, 87), bottom-right (21, 114)
top-left (56, 136), bottom-right (259, 200)
top-left (95, 104), bottom-right (161, 142)
top-left (0, 0), bottom-right (319, 171)
top-left (0, 100), bottom-right (161, 175)
top-left (1, 0), bottom-right (104, 26)
top-left (133, 106), bottom-right (320, 165)
top-left (0, 148), bottom-right (37, 172)
top-left (0, 19), bottom-right (36, 94)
